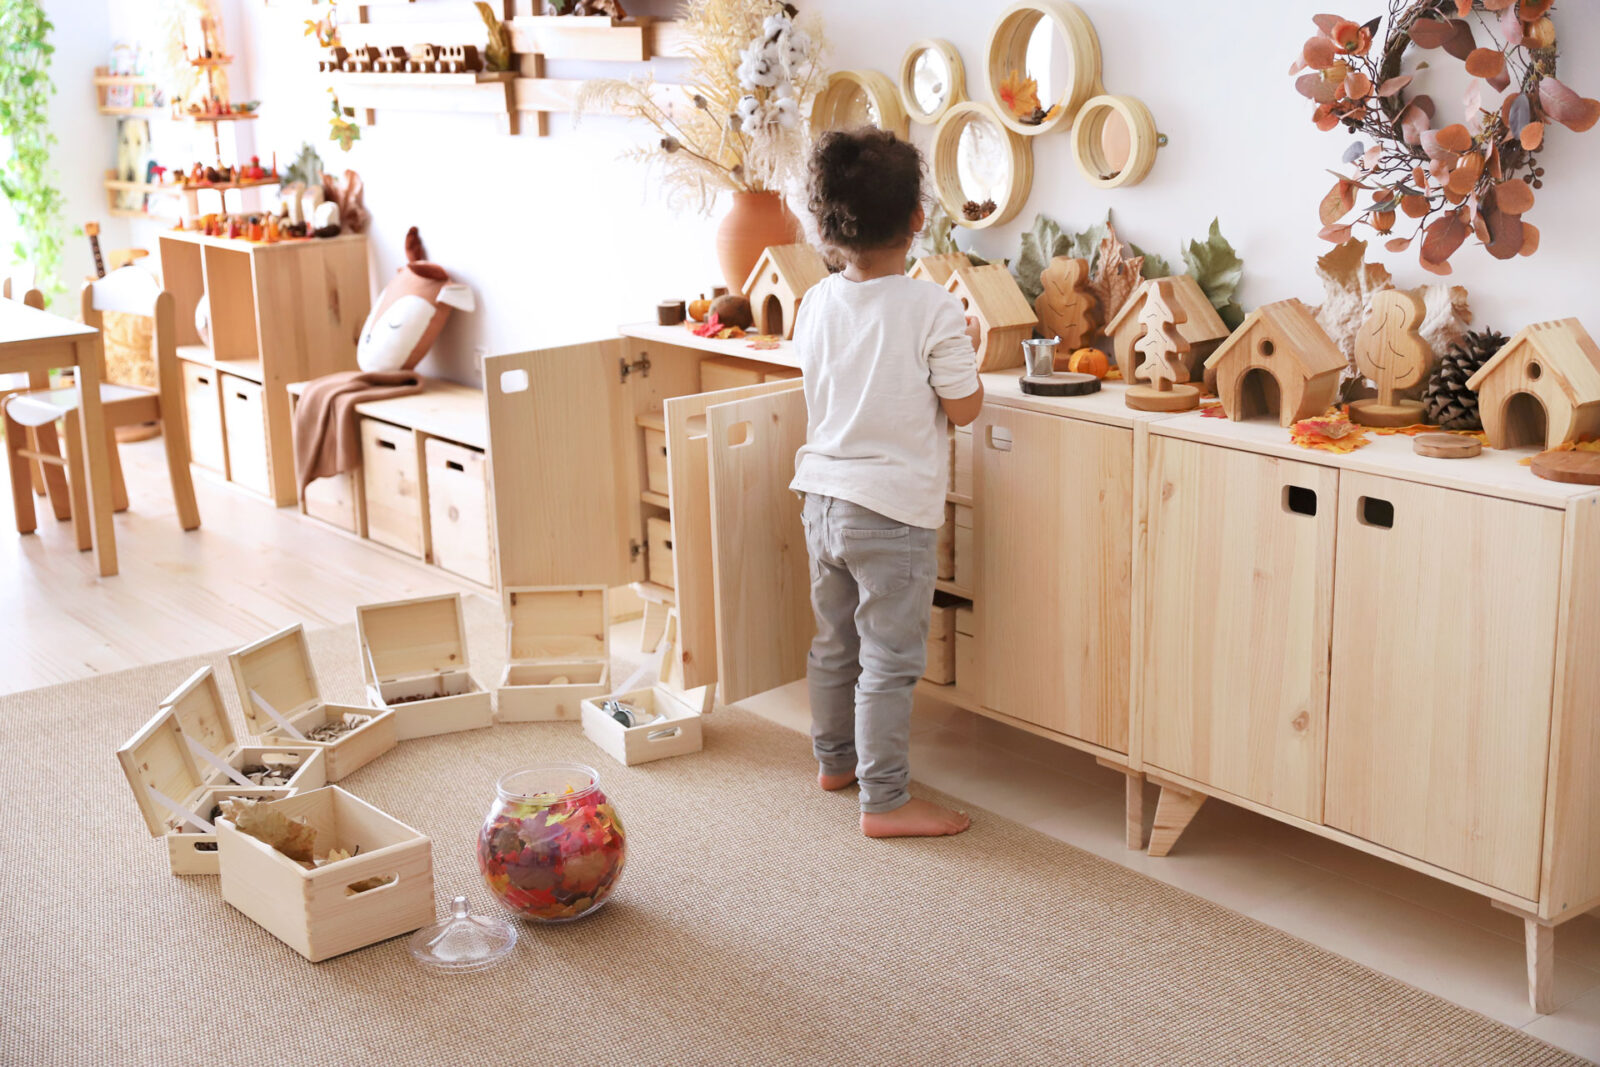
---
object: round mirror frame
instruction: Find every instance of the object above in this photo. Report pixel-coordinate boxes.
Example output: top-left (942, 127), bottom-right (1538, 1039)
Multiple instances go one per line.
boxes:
top-left (1071, 94), bottom-right (1160, 188)
top-left (983, 0), bottom-right (1102, 137)
top-left (931, 101), bottom-right (1034, 231)
top-left (898, 39), bottom-right (966, 125)
top-left (809, 69), bottom-right (909, 139)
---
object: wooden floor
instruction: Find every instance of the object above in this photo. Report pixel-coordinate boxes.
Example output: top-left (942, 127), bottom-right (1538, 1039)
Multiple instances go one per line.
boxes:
top-left (0, 435), bottom-right (479, 695)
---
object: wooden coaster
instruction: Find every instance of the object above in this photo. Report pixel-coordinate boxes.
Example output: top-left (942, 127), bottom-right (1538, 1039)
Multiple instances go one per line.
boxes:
top-left (1349, 397), bottom-right (1427, 428)
top-left (1531, 449), bottom-right (1600, 485)
top-left (1412, 433), bottom-right (1481, 459)
top-left (1020, 373), bottom-right (1100, 397)
top-left (1125, 383), bottom-right (1201, 412)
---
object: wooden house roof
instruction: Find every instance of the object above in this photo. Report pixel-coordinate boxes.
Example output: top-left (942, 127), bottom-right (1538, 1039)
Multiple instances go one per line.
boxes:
top-left (1465, 318), bottom-right (1600, 402)
top-left (744, 244), bottom-right (830, 296)
top-left (1105, 274), bottom-right (1229, 342)
top-left (944, 263), bottom-right (1037, 329)
top-left (1203, 298), bottom-right (1344, 376)
top-left (908, 253), bottom-right (970, 287)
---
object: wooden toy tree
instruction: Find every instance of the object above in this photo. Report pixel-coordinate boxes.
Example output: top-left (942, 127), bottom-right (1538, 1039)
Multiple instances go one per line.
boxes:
top-left (1350, 288), bottom-right (1432, 427)
top-left (1126, 279), bottom-right (1200, 412)
top-left (1034, 256), bottom-right (1099, 353)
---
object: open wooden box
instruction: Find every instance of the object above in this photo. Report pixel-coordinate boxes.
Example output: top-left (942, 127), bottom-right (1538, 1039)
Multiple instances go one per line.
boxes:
top-left (228, 624), bottom-right (398, 781)
top-left (217, 786), bottom-right (434, 962)
top-left (356, 593), bottom-right (494, 739)
top-left (117, 668), bottom-right (316, 876)
top-left (581, 611), bottom-right (714, 766)
top-left (497, 585), bottom-right (609, 722)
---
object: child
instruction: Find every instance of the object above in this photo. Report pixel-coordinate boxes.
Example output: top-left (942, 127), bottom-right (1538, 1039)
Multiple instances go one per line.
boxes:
top-left (789, 127), bottom-right (984, 838)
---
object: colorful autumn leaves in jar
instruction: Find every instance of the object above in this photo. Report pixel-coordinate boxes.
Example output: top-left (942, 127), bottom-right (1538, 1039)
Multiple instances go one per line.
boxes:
top-left (478, 764), bottom-right (626, 923)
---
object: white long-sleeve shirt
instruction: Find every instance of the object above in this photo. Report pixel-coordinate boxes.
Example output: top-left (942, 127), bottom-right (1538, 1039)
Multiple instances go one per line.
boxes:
top-left (789, 272), bottom-right (981, 529)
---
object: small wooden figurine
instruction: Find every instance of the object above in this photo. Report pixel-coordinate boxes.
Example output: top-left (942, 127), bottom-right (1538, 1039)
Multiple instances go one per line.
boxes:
top-left (1107, 274), bottom-right (1229, 382)
top-left (1466, 319), bottom-right (1600, 449)
top-left (373, 46), bottom-right (409, 74)
top-left (1034, 256), bottom-right (1098, 351)
top-left (1350, 289), bottom-right (1433, 427)
top-left (318, 46), bottom-right (349, 73)
top-left (1126, 279), bottom-right (1199, 412)
top-left (1204, 299), bottom-right (1345, 426)
top-left (345, 45), bottom-right (381, 73)
top-left (908, 253), bottom-right (969, 287)
top-left (406, 44), bottom-right (441, 74)
top-left (743, 244), bottom-right (829, 339)
top-left (943, 263), bottom-right (1039, 372)
top-left (436, 44), bottom-right (482, 74)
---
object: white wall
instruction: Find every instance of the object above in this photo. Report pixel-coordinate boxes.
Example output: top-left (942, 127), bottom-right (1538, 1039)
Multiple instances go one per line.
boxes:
top-left (52, 0), bottom-right (1600, 381)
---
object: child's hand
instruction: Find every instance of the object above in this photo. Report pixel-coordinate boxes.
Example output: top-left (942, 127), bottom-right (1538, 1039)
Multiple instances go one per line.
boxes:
top-left (963, 315), bottom-right (981, 351)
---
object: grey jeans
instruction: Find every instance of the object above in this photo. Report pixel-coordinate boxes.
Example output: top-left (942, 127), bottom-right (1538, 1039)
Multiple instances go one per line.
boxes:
top-left (800, 493), bottom-right (938, 813)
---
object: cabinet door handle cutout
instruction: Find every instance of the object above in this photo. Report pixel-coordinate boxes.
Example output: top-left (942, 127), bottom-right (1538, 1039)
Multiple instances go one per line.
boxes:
top-left (1282, 485), bottom-right (1318, 517)
top-left (499, 368), bottom-right (529, 394)
top-left (376, 438), bottom-right (397, 451)
top-left (986, 426), bottom-right (1013, 452)
top-left (1358, 496), bottom-right (1394, 529)
top-left (727, 421), bottom-right (752, 447)
top-left (446, 460), bottom-right (464, 472)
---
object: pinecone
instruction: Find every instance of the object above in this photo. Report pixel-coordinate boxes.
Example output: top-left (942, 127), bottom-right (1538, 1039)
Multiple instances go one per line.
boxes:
top-left (1422, 328), bottom-right (1508, 431)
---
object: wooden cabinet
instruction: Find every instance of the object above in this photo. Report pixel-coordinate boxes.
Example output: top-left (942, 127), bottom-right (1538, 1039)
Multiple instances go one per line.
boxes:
top-left (180, 361), bottom-right (226, 475)
top-left (1324, 472), bottom-right (1564, 898)
top-left (1141, 437), bottom-right (1338, 821)
top-left (360, 417), bottom-right (427, 559)
top-left (425, 437), bottom-right (494, 587)
top-left (975, 406), bottom-right (1133, 751)
top-left (221, 373), bottom-right (269, 496)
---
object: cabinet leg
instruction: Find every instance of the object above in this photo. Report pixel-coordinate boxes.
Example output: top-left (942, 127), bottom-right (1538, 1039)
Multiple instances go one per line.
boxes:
top-left (640, 599), bottom-right (668, 653)
top-left (1148, 784), bottom-right (1206, 858)
top-left (1125, 773), bottom-right (1145, 851)
top-left (1525, 917), bottom-right (1556, 1015)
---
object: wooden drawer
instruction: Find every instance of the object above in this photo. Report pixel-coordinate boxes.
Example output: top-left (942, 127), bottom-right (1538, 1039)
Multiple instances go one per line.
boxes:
top-left (220, 373), bottom-right (268, 494)
top-left (643, 427), bottom-right (668, 496)
top-left (955, 604), bottom-right (976, 694)
top-left (424, 437), bottom-right (493, 586)
top-left (180, 361), bottom-right (226, 474)
top-left (360, 418), bottom-right (425, 558)
top-left (303, 470), bottom-right (363, 534)
top-left (925, 596), bottom-right (959, 684)
top-left (952, 503), bottom-right (974, 591)
top-left (646, 516), bottom-right (674, 588)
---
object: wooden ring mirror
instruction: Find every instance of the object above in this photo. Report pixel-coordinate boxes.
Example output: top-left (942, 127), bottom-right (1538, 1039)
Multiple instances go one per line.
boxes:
top-left (898, 39), bottom-right (965, 125)
top-left (810, 70), bottom-right (909, 139)
top-left (932, 101), bottom-right (1033, 230)
top-left (984, 0), bottom-right (1102, 136)
top-left (1071, 94), bottom-right (1160, 188)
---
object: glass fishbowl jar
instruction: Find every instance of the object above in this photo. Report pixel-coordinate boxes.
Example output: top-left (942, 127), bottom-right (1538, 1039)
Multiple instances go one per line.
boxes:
top-left (477, 763), bottom-right (626, 923)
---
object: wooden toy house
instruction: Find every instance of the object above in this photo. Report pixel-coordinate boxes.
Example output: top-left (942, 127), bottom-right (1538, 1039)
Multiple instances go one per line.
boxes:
top-left (742, 244), bottom-right (829, 339)
top-left (944, 263), bottom-right (1039, 372)
top-left (1107, 275), bottom-right (1229, 382)
top-left (1465, 319), bottom-right (1600, 450)
top-left (908, 252), bottom-right (970, 287)
top-left (356, 592), bottom-right (494, 739)
top-left (1204, 299), bottom-right (1344, 426)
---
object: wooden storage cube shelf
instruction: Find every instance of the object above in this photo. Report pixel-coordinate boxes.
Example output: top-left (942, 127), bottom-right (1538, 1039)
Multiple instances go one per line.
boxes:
top-left (357, 593), bottom-right (493, 739)
top-left (647, 515), bottom-right (675, 589)
top-left (699, 355), bottom-right (797, 392)
top-left (361, 418), bottom-right (426, 559)
top-left (303, 469), bottom-right (363, 535)
top-left (424, 437), bottom-right (493, 586)
top-left (217, 787), bottom-right (434, 962)
top-left (221, 374), bottom-right (269, 495)
top-left (181, 361), bottom-right (226, 474)
top-left (581, 684), bottom-right (706, 766)
top-left (643, 426), bottom-right (669, 497)
top-left (229, 624), bottom-right (398, 782)
top-left (497, 586), bottom-right (609, 723)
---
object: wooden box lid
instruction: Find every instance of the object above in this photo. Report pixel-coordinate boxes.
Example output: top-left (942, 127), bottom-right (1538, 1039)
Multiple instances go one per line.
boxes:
top-left (228, 624), bottom-right (324, 734)
top-left (357, 593), bottom-right (471, 684)
top-left (118, 681), bottom-right (209, 839)
top-left (504, 585), bottom-right (608, 664)
top-left (163, 666), bottom-right (237, 757)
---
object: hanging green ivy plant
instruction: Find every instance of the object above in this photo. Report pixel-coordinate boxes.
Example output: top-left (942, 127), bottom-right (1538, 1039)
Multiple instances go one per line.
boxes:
top-left (0, 0), bottom-right (65, 301)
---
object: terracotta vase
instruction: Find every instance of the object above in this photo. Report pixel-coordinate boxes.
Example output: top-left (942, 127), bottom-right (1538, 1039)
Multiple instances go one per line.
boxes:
top-left (716, 190), bottom-right (802, 295)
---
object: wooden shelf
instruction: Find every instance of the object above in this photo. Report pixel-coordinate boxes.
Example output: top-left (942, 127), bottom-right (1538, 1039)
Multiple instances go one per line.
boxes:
top-left (177, 345), bottom-right (264, 384)
top-left (620, 322), bottom-right (802, 370)
top-left (98, 105), bottom-right (167, 117)
top-left (946, 491), bottom-right (973, 508)
top-left (635, 411), bottom-right (666, 432)
top-left (287, 377), bottom-right (487, 451)
top-left (104, 178), bottom-right (184, 193)
top-left (183, 111), bottom-right (259, 123)
top-left (94, 73), bottom-right (161, 87)
top-left (182, 177), bottom-right (280, 193)
top-left (633, 581), bottom-right (676, 606)
top-left (640, 490), bottom-right (670, 509)
top-left (935, 579), bottom-right (973, 599)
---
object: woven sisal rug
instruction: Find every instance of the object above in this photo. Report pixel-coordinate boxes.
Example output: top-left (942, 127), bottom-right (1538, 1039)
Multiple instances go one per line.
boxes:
top-left (1, 596), bottom-right (1586, 1066)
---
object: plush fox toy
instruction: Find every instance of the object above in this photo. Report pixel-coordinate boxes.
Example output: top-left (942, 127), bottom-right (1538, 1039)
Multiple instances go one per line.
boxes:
top-left (355, 227), bottom-right (475, 373)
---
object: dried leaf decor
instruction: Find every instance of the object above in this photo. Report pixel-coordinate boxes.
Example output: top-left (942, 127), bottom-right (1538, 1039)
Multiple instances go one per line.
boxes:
top-left (221, 797), bottom-right (319, 864)
top-left (1089, 224), bottom-right (1145, 327)
top-left (1181, 219), bottom-right (1245, 330)
top-left (1289, 0), bottom-right (1597, 272)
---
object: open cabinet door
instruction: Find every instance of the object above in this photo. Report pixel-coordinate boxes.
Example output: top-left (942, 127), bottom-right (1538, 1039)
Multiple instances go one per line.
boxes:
top-left (705, 388), bottom-right (814, 703)
top-left (665, 378), bottom-right (807, 691)
top-left (485, 342), bottom-right (637, 589)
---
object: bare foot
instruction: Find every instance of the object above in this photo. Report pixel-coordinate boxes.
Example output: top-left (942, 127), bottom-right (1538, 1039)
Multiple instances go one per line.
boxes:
top-left (860, 798), bottom-right (971, 838)
top-left (818, 769), bottom-right (857, 791)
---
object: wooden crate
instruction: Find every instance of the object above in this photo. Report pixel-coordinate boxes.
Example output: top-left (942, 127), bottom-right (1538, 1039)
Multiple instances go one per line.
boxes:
top-left (936, 502), bottom-right (956, 580)
top-left (497, 585), bottom-right (609, 722)
top-left (580, 610), bottom-right (713, 765)
top-left (221, 373), bottom-right (269, 494)
top-left (180, 360), bottom-right (227, 474)
top-left (356, 592), bottom-right (494, 739)
top-left (925, 595), bottom-right (959, 684)
top-left (303, 469), bottom-right (364, 535)
top-left (643, 426), bottom-right (669, 496)
top-left (646, 515), bottom-right (675, 589)
top-left (217, 787), bottom-right (434, 962)
top-left (228, 624), bottom-right (399, 782)
top-left (116, 667), bottom-right (317, 876)
top-left (953, 503), bottom-right (975, 590)
top-left (952, 425), bottom-right (973, 497)
top-left (955, 604), bottom-right (976, 694)
top-left (424, 436), bottom-right (493, 586)
top-left (360, 417), bottom-right (426, 558)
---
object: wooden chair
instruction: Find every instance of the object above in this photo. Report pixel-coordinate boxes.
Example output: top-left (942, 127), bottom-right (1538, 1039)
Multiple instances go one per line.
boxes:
top-left (0, 278), bottom-right (69, 511)
top-left (2, 266), bottom-right (199, 544)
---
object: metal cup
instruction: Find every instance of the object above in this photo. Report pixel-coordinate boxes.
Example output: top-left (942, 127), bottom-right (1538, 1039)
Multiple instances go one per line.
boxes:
top-left (1022, 336), bottom-right (1059, 377)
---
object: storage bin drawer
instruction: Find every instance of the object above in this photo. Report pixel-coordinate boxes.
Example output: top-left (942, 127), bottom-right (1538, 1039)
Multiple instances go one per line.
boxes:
top-left (643, 427), bottom-right (669, 496)
top-left (425, 436), bottom-right (493, 586)
top-left (220, 373), bottom-right (268, 494)
top-left (360, 418), bottom-right (425, 558)
top-left (647, 515), bottom-right (675, 588)
top-left (925, 596), bottom-right (959, 685)
top-left (180, 361), bottom-right (226, 475)
top-left (303, 470), bottom-right (362, 534)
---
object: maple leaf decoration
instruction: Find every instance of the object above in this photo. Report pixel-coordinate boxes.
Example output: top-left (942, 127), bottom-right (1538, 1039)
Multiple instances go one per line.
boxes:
top-left (998, 70), bottom-right (1043, 122)
top-left (1088, 222), bottom-right (1145, 326)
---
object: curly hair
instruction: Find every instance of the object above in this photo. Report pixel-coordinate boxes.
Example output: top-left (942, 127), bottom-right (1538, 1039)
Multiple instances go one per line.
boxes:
top-left (806, 127), bottom-right (925, 256)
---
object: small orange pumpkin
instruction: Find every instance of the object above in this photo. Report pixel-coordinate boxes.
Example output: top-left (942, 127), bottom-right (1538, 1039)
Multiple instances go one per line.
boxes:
top-left (1063, 347), bottom-right (1109, 378)
top-left (688, 295), bottom-right (713, 323)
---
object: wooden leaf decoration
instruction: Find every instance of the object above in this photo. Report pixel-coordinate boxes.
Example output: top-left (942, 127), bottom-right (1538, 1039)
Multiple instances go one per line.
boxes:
top-left (1496, 177), bottom-right (1535, 214)
top-left (1538, 77), bottom-right (1600, 132)
top-left (1132, 279), bottom-right (1191, 388)
top-left (1034, 257), bottom-right (1098, 349)
top-left (1354, 288), bottom-right (1432, 396)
